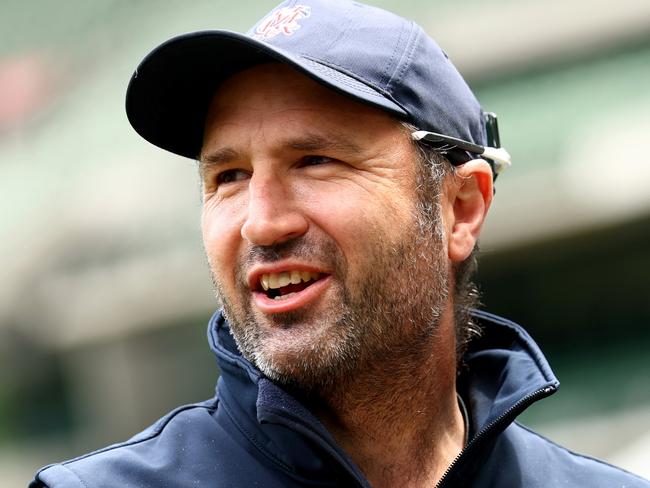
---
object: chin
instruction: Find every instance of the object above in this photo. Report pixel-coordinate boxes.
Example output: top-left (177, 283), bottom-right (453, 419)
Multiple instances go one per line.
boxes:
top-left (249, 317), bottom-right (359, 391)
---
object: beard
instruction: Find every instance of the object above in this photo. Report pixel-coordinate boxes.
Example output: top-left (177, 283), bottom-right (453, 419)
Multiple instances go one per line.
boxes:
top-left (211, 204), bottom-right (449, 395)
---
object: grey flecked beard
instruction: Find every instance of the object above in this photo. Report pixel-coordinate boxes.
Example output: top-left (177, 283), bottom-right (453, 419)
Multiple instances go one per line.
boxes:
top-left (211, 206), bottom-right (448, 395)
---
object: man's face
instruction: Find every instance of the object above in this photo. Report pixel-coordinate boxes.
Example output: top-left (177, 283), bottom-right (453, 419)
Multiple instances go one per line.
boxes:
top-left (201, 64), bottom-right (450, 391)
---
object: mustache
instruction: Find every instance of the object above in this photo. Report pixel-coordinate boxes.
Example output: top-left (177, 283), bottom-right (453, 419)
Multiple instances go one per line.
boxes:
top-left (235, 235), bottom-right (346, 284)
top-left (242, 237), bottom-right (313, 264)
top-left (243, 234), bottom-right (346, 266)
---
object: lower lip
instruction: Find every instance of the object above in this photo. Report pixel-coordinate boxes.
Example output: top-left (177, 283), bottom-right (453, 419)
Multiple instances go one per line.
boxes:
top-left (253, 276), bottom-right (331, 314)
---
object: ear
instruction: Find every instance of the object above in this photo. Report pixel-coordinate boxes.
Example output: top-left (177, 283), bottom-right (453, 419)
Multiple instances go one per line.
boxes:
top-left (446, 159), bottom-right (493, 262)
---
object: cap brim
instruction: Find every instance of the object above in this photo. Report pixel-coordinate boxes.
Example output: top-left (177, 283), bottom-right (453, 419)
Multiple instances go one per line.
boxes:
top-left (126, 30), bottom-right (407, 160)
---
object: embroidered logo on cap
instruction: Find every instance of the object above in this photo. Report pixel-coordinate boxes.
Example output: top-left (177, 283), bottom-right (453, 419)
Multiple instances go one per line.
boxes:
top-left (254, 5), bottom-right (311, 40)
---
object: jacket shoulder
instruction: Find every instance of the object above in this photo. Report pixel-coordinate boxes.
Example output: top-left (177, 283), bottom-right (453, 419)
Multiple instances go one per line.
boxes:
top-left (31, 399), bottom-right (221, 488)
top-left (30, 396), bottom-right (311, 488)
top-left (475, 421), bottom-right (649, 487)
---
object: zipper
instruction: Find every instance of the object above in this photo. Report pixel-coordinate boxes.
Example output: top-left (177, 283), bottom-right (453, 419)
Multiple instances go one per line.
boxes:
top-left (434, 384), bottom-right (557, 488)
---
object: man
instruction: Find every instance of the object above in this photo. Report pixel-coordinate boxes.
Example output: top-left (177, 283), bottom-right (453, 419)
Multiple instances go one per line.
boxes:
top-left (32, 1), bottom-right (648, 487)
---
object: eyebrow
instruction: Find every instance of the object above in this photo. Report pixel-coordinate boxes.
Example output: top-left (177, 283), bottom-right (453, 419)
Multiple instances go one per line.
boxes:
top-left (286, 133), bottom-right (363, 154)
top-left (200, 147), bottom-right (238, 168)
top-left (199, 132), bottom-right (364, 172)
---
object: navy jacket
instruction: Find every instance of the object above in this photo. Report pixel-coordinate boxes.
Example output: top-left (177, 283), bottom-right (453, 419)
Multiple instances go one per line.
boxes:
top-left (32, 310), bottom-right (649, 487)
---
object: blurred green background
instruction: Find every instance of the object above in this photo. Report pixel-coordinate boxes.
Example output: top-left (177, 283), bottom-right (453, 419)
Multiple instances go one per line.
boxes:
top-left (1, 0), bottom-right (649, 484)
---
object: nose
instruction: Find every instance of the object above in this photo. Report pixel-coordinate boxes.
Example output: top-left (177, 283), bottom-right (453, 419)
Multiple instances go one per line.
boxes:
top-left (240, 172), bottom-right (309, 246)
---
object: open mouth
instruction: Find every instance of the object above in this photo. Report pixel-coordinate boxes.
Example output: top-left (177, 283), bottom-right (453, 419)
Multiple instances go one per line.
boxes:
top-left (258, 270), bottom-right (326, 300)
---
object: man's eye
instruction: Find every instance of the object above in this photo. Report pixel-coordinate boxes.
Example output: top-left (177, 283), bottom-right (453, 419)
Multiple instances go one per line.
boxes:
top-left (216, 169), bottom-right (249, 185)
top-left (301, 155), bottom-right (335, 166)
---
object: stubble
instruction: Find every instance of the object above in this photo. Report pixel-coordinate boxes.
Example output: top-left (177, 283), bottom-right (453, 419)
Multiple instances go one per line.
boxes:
top-left (211, 202), bottom-right (449, 395)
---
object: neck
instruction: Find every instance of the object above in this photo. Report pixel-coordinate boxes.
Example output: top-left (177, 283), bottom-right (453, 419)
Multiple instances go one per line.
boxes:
top-left (309, 307), bottom-right (465, 488)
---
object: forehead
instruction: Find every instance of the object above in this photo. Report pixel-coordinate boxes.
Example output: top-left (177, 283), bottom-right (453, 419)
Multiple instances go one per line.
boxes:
top-left (202, 63), bottom-right (409, 151)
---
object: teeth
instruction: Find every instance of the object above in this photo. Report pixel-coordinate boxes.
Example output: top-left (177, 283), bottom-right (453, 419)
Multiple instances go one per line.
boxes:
top-left (259, 270), bottom-right (322, 290)
top-left (260, 275), bottom-right (269, 291)
top-left (274, 292), bottom-right (296, 300)
top-left (268, 273), bottom-right (280, 289)
top-left (278, 272), bottom-right (291, 287)
top-left (290, 270), bottom-right (301, 284)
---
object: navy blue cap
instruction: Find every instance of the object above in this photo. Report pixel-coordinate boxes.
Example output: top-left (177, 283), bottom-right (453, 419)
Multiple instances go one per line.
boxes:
top-left (126, 0), bottom-right (487, 160)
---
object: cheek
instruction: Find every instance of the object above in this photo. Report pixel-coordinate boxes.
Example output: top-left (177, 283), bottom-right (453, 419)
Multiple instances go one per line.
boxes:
top-left (301, 186), bottom-right (363, 230)
top-left (201, 198), bottom-right (246, 274)
top-left (302, 184), bottom-right (411, 256)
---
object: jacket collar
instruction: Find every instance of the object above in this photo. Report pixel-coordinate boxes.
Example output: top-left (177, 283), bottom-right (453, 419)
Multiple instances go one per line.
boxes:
top-left (443, 310), bottom-right (559, 486)
top-left (207, 309), bottom-right (559, 486)
top-left (460, 309), bottom-right (559, 438)
top-left (207, 311), bottom-right (369, 485)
